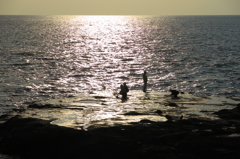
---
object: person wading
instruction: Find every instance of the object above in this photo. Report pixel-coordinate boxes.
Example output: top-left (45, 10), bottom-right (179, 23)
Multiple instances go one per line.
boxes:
top-left (120, 83), bottom-right (129, 99)
top-left (143, 71), bottom-right (148, 92)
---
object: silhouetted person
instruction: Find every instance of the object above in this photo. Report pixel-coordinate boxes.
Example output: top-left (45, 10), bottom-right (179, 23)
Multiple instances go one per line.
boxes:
top-left (143, 71), bottom-right (148, 92)
top-left (120, 84), bottom-right (126, 99)
top-left (170, 90), bottom-right (179, 98)
top-left (120, 83), bottom-right (129, 99)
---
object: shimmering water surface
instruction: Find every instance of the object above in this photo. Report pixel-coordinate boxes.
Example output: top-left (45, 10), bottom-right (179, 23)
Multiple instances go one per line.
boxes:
top-left (0, 15), bottom-right (240, 115)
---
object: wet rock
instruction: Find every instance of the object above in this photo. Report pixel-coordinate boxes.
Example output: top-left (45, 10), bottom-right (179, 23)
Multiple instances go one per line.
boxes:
top-left (214, 103), bottom-right (240, 120)
top-left (140, 119), bottom-right (155, 123)
top-left (93, 96), bottom-right (108, 99)
top-left (124, 111), bottom-right (143, 115)
top-left (1, 115), bottom-right (240, 159)
top-left (1, 91), bottom-right (240, 158)
top-left (170, 90), bottom-right (179, 98)
top-left (236, 103), bottom-right (240, 109)
top-left (165, 102), bottom-right (178, 107)
top-left (155, 110), bottom-right (163, 115)
top-left (28, 103), bottom-right (62, 109)
top-left (165, 115), bottom-right (173, 121)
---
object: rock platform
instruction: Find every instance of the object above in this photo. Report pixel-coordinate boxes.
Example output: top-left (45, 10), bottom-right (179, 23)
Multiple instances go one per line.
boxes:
top-left (0, 91), bottom-right (240, 159)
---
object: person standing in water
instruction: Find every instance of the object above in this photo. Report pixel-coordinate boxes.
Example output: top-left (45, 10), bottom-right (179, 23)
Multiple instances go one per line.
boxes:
top-left (143, 71), bottom-right (148, 92)
top-left (120, 83), bottom-right (129, 99)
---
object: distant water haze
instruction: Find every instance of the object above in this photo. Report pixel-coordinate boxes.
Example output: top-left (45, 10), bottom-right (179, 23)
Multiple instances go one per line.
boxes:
top-left (1, 0), bottom-right (240, 15)
top-left (0, 15), bottom-right (240, 115)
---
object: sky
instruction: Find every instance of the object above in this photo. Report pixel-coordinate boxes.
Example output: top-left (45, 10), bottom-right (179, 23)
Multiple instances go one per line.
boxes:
top-left (0, 0), bottom-right (240, 15)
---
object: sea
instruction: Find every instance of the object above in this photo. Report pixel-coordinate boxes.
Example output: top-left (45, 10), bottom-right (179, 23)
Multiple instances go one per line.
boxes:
top-left (0, 15), bottom-right (240, 116)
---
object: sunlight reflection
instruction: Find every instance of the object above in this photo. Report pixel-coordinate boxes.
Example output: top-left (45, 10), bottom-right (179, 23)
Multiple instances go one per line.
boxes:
top-left (42, 15), bottom-right (171, 96)
top-left (72, 16), bottom-right (133, 53)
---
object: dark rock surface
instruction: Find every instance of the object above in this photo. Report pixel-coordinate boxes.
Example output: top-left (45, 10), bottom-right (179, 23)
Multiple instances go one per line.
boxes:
top-left (215, 103), bottom-right (240, 120)
top-left (1, 91), bottom-right (240, 159)
top-left (1, 109), bottom-right (240, 159)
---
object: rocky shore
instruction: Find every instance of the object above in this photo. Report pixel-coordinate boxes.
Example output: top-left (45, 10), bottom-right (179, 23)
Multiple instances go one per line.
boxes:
top-left (0, 91), bottom-right (240, 159)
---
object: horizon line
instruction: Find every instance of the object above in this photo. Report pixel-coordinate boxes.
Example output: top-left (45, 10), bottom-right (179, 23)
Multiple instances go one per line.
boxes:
top-left (1, 14), bottom-right (240, 16)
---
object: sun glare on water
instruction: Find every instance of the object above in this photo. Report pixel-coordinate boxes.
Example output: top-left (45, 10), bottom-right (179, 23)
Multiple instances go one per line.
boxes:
top-left (52, 15), bottom-right (154, 94)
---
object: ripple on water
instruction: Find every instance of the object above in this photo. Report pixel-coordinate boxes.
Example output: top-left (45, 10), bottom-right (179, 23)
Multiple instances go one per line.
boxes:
top-left (0, 15), bottom-right (240, 115)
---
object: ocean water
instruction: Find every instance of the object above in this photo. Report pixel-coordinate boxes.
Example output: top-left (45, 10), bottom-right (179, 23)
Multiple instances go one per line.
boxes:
top-left (0, 15), bottom-right (240, 115)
